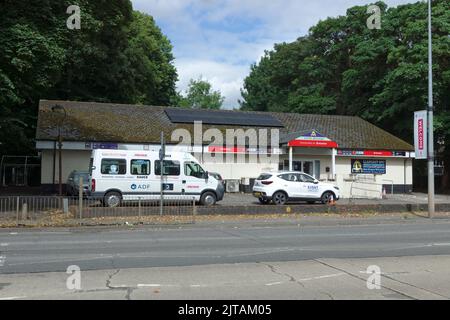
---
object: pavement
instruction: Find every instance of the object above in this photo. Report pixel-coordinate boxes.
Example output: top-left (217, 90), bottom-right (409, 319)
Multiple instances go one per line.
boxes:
top-left (1, 216), bottom-right (450, 299)
top-left (1, 255), bottom-right (450, 300)
top-left (218, 192), bottom-right (450, 206)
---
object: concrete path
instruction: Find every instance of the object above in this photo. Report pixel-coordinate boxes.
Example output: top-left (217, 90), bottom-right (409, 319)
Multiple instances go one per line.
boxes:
top-left (1, 255), bottom-right (449, 300)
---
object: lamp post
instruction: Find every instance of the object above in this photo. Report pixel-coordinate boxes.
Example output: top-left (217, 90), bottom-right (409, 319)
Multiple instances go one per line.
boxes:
top-left (51, 105), bottom-right (66, 196)
top-left (427, 0), bottom-right (435, 218)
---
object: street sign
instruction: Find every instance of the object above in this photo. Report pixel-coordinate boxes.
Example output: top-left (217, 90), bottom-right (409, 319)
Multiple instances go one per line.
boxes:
top-left (414, 111), bottom-right (427, 159)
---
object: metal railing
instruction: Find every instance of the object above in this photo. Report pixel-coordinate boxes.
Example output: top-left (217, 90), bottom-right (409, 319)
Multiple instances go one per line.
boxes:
top-left (0, 195), bottom-right (196, 227)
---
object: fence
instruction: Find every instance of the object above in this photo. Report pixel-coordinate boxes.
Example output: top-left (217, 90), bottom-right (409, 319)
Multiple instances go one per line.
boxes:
top-left (0, 195), bottom-right (196, 227)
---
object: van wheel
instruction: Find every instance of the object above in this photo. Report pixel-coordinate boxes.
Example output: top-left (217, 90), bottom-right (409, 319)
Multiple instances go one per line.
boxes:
top-left (200, 192), bottom-right (216, 206)
top-left (272, 191), bottom-right (287, 205)
top-left (321, 191), bottom-right (334, 204)
top-left (104, 191), bottom-right (122, 208)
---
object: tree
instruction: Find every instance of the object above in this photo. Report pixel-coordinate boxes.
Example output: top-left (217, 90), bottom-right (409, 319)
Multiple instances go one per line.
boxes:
top-left (0, 0), bottom-right (178, 155)
top-left (240, 0), bottom-right (450, 189)
top-left (173, 78), bottom-right (224, 109)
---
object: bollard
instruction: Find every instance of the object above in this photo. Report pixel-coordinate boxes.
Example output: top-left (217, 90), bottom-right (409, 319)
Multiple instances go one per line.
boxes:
top-left (21, 203), bottom-right (28, 220)
top-left (16, 197), bottom-right (19, 226)
top-left (63, 198), bottom-right (69, 214)
top-left (192, 197), bottom-right (197, 223)
top-left (138, 197), bottom-right (141, 223)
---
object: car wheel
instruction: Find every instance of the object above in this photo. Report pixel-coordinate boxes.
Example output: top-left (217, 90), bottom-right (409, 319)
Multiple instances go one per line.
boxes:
top-left (200, 191), bottom-right (217, 206)
top-left (104, 191), bottom-right (122, 208)
top-left (321, 191), bottom-right (334, 204)
top-left (258, 197), bottom-right (270, 205)
top-left (272, 191), bottom-right (287, 205)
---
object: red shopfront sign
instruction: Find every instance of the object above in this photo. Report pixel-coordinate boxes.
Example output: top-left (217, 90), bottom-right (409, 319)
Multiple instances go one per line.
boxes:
top-left (288, 140), bottom-right (338, 148)
top-left (208, 146), bottom-right (246, 153)
top-left (337, 150), bottom-right (407, 157)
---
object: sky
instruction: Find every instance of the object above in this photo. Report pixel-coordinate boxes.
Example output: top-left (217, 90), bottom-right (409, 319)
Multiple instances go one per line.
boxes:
top-left (131, 0), bottom-right (418, 109)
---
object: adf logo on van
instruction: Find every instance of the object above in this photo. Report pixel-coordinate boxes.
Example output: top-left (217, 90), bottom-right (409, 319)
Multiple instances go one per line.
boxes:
top-left (131, 184), bottom-right (150, 190)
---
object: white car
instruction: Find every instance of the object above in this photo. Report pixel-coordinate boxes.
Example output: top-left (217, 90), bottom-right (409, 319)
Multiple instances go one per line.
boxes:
top-left (252, 171), bottom-right (340, 205)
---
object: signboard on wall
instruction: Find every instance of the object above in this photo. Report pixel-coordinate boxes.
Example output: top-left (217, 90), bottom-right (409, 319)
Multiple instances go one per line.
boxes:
top-left (414, 111), bottom-right (427, 159)
top-left (351, 159), bottom-right (386, 174)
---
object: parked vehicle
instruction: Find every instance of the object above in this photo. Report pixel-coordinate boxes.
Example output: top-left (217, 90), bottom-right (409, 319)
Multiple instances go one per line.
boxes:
top-left (252, 171), bottom-right (340, 205)
top-left (66, 170), bottom-right (90, 196)
top-left (89, 149), bottom-right (224, 207)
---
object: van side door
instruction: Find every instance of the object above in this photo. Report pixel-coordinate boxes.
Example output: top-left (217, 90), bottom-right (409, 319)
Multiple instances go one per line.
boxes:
top-left (154, 159), bottom-right (183, 199)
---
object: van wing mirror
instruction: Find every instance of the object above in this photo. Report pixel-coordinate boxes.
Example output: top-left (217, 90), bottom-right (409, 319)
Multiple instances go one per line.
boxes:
top-left (204, 171), bottom-right (209, 180)
top-left (314, 179), bottom-right (319, 184)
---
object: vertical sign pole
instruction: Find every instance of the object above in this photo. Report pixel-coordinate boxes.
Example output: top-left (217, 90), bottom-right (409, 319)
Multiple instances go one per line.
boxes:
top-left (427, 0), bottom-right (435, 218)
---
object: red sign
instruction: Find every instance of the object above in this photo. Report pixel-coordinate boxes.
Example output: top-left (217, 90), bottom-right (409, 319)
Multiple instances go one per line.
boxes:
top-left (208, 146), bottom-right (246, 153)
top-left (363, 150), bottom-right (393, 157)
top-left (418, 119), bottom-right (424, 150)
top-left (288, 140), bottom-right (338, 148)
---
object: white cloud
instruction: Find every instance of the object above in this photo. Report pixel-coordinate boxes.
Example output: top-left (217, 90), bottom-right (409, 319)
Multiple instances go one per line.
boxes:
top-left (132, 0), bottom-right (418, 109)
top-left (175, 59), bottom-right (250, 109)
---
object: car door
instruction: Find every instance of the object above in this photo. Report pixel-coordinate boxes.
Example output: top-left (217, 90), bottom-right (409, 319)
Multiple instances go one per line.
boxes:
top-left (278, 173), bottom-right (302, 198)
top-left (298, 173), bottom-right (320, 199)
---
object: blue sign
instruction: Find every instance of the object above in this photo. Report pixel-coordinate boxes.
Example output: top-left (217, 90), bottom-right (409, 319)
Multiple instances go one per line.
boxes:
top-left (351, 159), bottom-right (386, 174)
top-left (92, 143), bottom-right (118, 150)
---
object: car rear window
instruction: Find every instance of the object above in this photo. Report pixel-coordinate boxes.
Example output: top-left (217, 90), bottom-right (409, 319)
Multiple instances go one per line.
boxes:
top-left (257, 174), bottom-right (272, 180)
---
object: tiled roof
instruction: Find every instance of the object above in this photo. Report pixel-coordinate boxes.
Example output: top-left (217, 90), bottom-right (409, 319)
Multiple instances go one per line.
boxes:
top-left (36, 100), bottom-right (414, 151)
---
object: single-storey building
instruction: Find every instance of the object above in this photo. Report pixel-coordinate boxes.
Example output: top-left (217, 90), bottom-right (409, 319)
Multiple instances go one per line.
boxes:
top-left (35, 100), bottom-right (415, 198)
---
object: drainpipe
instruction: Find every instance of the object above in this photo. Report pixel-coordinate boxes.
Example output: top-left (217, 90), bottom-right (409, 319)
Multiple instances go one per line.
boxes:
top-left (289, 146), bottom-right (293, 171)
top-left (331, 148), bottom-right (336, 180)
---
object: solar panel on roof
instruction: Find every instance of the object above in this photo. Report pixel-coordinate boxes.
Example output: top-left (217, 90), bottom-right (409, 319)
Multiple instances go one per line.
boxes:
top-left (165, 109), bottom-right (284, 127)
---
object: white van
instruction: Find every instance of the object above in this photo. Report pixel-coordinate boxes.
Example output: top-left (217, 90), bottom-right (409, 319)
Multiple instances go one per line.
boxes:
top-left (88, 149), bottom-right (224, 207)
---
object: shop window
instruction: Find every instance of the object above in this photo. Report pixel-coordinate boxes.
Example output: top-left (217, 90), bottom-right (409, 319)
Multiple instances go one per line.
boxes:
top-left (131, 159), bottom-right (150, 175)
top-left (101, 159), bottom-right (126, 175)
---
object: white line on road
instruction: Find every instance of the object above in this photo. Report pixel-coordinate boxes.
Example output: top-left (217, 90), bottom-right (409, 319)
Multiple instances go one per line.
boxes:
top-left (0, 296), bottom-right (26, 300)
top-left (0, 243), bottom-right (8, 247)
top-left (297, 273), bottom-right (346, 282)
top-left (265, 282), bottom-right (283, 286)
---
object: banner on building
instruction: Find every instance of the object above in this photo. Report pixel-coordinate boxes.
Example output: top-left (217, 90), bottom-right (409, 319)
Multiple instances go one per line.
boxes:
top-left (351, 159), bottom-right (386, 174)
top-left (414, 111), bottom-right (427, 159)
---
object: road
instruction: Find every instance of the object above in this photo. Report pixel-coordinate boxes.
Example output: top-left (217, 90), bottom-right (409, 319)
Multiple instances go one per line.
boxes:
top-left (1, 217), bottom-right (450, 299)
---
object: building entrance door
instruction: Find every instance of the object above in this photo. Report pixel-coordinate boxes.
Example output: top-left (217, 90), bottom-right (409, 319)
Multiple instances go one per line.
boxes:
top-left (303, 161), bottom-right (314, 176)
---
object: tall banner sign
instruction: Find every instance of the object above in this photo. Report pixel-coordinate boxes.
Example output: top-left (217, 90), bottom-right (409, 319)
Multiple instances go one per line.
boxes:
top-left (414, 111), bottom-right (427, 159)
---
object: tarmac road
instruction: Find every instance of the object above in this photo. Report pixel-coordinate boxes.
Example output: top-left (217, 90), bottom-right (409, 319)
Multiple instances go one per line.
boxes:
top-left (1, 217), bottom-right (450, 274)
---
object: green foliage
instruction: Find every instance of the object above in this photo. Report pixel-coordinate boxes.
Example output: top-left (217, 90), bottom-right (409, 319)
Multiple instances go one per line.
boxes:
top-left (173, 78), bottom-right (224, 109)
top-left (240, 0), bottom-right (449, 149)
top-left (0, 0), bottom-right (178, 155)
